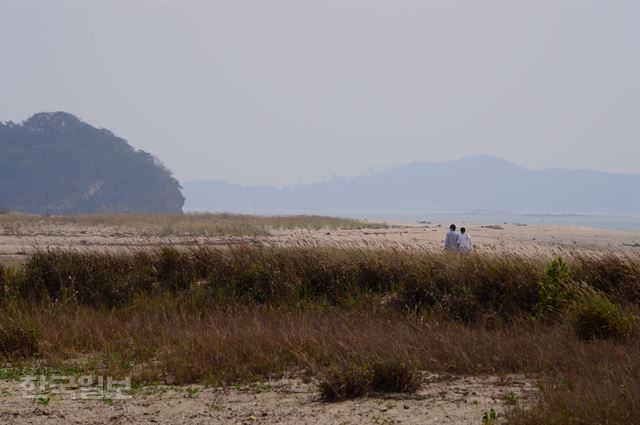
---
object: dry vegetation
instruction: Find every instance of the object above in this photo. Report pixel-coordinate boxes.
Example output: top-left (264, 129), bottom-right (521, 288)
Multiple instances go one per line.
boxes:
top-left (1, 245), bottom-right (639, 424)
top-left (0, 212), bottom-right (386, 237)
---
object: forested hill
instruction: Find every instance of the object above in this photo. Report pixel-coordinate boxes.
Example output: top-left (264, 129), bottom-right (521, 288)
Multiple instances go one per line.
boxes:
top-left (0, 112), bottom-right (184, 214)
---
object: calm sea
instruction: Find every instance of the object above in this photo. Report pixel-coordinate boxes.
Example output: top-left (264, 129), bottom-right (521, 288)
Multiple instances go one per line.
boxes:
top-left (191, 208), bottom-right (640, 232)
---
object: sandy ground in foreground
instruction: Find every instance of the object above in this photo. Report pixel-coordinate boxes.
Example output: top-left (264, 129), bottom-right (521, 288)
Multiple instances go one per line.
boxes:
top-left (0, 220), bottom-right (639, 264)
top-left (0, 374), bottom-right (536, 425)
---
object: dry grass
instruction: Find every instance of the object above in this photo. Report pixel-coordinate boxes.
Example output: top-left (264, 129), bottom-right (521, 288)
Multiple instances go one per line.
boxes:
top-left (1, 302), bottom-right (638, 423)
top-left (0, 212), bottom-right (386, 237)
top-left (11, 246), bottom-right (640, 315)
top-left (0, 246), bottom-right (638, 424)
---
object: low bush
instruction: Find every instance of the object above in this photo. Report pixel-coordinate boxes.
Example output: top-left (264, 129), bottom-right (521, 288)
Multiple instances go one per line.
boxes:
top-left (0, 264), bottom-right (5, 302)
top-left (569, 284), bottom-right (638, 340)
top-left (507, 338), bottom-right (640, 425)
top-left (0, 306), bottom-right (39, 358)
top-left (571, 255), bottom-right (640, 304)
top-left (318, 362), bottom-right (373, 401)
top-left (319, 359), bottom-right (420, 401)
top-left (0, 264), bottom-right (26, 305)
top-left (23, 250), bottom-right (145, 307)
top-left (533, 257), bottom-right (638, 340)
top-left (535, 257), bottom-right (573, 316)
top-left (371, 359), bottom-right (420, 393)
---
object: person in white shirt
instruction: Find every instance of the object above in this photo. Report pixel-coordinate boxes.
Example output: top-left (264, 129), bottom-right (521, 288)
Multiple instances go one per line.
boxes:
top-left (444, 224), bottom-right (459, 251)
top-left (457, 227), bottom-right (472, 253)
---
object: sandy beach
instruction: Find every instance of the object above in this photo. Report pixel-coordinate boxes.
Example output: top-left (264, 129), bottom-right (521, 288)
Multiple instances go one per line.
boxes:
top-left (0, 374), bottom-right (537, 425)
top-left (1, 219), bottom-right (638, 265)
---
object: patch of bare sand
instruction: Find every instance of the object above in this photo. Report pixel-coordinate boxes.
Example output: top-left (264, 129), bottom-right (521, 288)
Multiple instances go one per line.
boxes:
top-left (270, 222), bottom-right (640, 255)
top-left (0, 374), bottom-right (536, 424)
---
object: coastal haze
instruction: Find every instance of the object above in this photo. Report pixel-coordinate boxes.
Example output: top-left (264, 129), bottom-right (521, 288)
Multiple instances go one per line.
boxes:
top-left (1, 1), bottom-right (638, 187)
top-left (183, 155), bottom-right (640, 229)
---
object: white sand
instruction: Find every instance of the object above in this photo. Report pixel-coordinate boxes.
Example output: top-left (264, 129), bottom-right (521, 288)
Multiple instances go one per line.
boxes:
top-left (0, 374), bottom-right (536, 425)
top-left (1, 220), bottom-right (638, 265)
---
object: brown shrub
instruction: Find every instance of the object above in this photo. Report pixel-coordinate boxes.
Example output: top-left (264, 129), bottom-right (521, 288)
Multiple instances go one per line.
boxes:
top-left (371, 358), bottom-right (420, 393)
top-left (570, 255), bottom-right (640, 304)
top-left (507, 339), bottom-right (640, 425)
top-left (318, 362), bottom-right (373, 401)
top-left (0, 305), bottom-right (39, 358)
top-left (0, 263), bottom-right (5, 302)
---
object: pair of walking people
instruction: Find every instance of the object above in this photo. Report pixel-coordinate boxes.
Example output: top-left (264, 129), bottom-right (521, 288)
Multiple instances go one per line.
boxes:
top-left (444, 224), bottom-right (472, 253)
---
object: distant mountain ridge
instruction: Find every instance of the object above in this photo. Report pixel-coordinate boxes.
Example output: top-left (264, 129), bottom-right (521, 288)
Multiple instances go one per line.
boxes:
top-left (0, 112), bottom-right (184, 214)
top-left (183, 156), bottom-right (640, 215)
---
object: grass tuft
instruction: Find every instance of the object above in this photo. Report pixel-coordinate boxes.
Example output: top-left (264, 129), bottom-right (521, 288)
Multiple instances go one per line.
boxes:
top-left (371, 359), bottom-right (420, 393)
top-left (318, 362), bottom-right (373, 402)
top-left (569, 283), bottom-right (638, 340)
top-left (319, 359), bottom-right (420, 401)
top-left (0, 304), bottom-right (39, 358)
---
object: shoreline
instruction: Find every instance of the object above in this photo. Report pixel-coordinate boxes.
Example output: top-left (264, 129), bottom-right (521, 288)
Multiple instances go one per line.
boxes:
top-left (1, 219), bottom-right (639, 266)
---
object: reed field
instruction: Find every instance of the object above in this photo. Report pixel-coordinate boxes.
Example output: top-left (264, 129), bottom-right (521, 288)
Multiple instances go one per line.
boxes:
top-left (0, 244), bottom-right (639, 424)
top-left (0, 212), bottom-right (386, 237)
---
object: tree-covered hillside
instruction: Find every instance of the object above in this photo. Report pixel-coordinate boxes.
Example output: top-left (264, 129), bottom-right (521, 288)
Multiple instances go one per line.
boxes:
top-left (0, 112), bottom-right (184, 214)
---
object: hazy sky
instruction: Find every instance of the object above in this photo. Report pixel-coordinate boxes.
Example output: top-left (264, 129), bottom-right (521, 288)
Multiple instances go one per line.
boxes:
top-left (1, 1), bottom-right (638, 186)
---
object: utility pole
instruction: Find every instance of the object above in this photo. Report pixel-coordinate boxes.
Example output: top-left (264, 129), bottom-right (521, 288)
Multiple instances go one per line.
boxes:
top-left (44, 192), bottom-right (48, 217)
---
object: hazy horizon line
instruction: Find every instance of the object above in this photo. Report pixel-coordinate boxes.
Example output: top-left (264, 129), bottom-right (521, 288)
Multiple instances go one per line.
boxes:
top-left (183, 155), bottom-right (640, 188)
